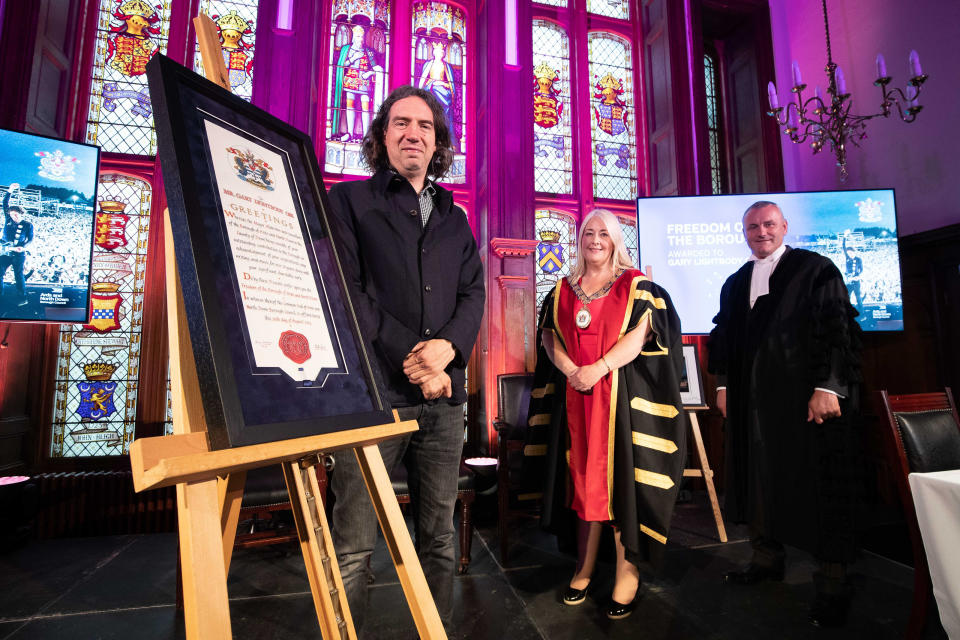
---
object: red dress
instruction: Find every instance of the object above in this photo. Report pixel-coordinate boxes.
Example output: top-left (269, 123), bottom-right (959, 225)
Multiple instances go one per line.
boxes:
top-left (555, 270), bottom-right (641, 522)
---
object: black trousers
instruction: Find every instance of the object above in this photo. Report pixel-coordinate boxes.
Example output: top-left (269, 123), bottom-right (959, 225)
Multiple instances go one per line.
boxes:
top-left (0, 251), bottom-right (26, 297)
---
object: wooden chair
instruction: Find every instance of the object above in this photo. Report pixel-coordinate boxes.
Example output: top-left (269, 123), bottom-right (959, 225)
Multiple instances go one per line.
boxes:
top-left (235, 464), bottom-right (302, 548)
top-left (494, 373), bottom-right (536, 566)
top-left (390, 463), bottom-right (476, 574)
top-left (877, 388), bottom-right (960, 639)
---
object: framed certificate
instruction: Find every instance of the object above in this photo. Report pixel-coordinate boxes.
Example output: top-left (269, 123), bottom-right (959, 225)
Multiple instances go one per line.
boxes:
top-left (680, 343), bottom-right (707, 410)
top-left (147, 54), bottom-right (392, 448)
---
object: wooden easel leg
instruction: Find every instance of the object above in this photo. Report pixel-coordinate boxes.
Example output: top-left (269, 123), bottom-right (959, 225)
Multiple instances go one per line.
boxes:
top-left (284, 458), bottom-right (357, 640)
top-left (355, 444), bottom-right (447, 640)
top-left (218, 471), bottom-right (246, 574)
top-left (689, 413), bottom-right (727, 543)
top-left (177, 478), bottom-right (232, 640)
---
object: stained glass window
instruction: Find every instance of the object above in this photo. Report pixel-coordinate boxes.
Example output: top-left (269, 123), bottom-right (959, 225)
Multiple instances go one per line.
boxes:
top-left (704, 52), bottom-right (723, 194)
top-left (84, 0), bottom-right (172, 156)
top-left (616, 214), bottom-right (638, 267)
top-left (411, 1), bottom-right (467, 184)
top-left (588, 32), bottom-right (636, 201)
top-left (534, 209), bottom-right (576, 311)
top-left (50, 174), bottom-right (153, 458)
top-left (532, 21), bottom-right (572, 195)
top-left (193, 1), bottom-right (260, 102)
top-left (325, 0), bottom-right (391, 175)
top-left (587, 0), bottom-right (629, 20)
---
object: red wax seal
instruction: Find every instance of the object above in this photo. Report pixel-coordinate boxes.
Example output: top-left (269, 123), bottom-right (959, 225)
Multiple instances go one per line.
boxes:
top-left (279, 330), bottom-right (311, 364)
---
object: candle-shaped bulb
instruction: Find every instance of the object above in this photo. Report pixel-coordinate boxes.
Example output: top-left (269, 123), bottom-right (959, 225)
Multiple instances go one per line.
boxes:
top-left (835, 66), bottom-right (847, 95)
top-left (791, 61), bottom-right (803, 87)
top-left (909, 50), bottom-right (922, 77)
top-left (815, 85), bottom-right (823, 101)
top-left (787, 108), bottom-right (799, 130)
top-left (767, 81), bottom-right (779, 109)
top-left (906, 84), bottom-right (918, 107)
top-left (876, 53), bottom-right (887, 79)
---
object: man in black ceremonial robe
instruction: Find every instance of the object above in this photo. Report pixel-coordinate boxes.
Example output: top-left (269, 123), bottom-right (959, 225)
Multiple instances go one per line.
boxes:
top-left (708, 201), bottom-right (862, 628)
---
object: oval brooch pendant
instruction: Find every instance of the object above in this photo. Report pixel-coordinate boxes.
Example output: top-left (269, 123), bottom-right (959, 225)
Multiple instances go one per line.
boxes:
top-left (575, 307), bottom-right (592, 329)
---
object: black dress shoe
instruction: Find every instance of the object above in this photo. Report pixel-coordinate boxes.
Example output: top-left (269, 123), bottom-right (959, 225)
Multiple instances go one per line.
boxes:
top-left (809, 592), bottom-right (851, 628)
top-left (723, 563), bottom-right (785, 585)
top-left (605, 597), bottom-right (637, 620)
top-left (562, 584), bottom-right (588, 605)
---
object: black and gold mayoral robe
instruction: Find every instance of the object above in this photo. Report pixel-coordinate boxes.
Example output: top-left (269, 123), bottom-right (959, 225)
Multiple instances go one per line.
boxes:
top-left (522, 272), bottom-right (687, 566)
top-left (708, 247), bottom-right (862, 563)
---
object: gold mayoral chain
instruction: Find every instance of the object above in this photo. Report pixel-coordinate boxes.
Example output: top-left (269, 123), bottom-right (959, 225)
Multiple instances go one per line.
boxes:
top-left (568, 270), bottom-right (622, 329)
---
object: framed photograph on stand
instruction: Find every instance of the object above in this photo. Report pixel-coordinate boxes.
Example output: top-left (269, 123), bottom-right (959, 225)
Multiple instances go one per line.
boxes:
top-left (679, 343), bottom-right (707, 410)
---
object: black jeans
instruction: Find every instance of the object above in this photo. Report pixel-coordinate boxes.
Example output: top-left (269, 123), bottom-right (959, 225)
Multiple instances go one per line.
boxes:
top-left (0, 251), bottom-right (26, 297)
top-left (330, 402), bottom-right (464, 636)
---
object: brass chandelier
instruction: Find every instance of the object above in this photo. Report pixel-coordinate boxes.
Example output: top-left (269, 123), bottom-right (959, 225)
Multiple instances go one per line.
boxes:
top-left (766, 0), bottom-right (928, 180)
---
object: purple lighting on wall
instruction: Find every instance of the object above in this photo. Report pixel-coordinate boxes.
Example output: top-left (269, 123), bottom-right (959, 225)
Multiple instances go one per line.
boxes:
top-left (276, 0), bottom-right (293, 31)
top-left (504, 0), bottom-right (518, 66)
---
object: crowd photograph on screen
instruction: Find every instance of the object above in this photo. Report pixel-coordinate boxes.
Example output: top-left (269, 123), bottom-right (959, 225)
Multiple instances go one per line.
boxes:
top-left (0, 128), bottom-right (100, 322)
top-left (637, 189), bottom-right (904, 333)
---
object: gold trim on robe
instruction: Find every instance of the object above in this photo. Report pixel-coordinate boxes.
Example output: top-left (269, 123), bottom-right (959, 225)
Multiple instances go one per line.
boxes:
top-left (531, 383), bottom-right (555, 398)
top-left (635, 289), bottom-right (667, 309)
top-left (523, 444), bottom-right (548, 456)
top-left (517, 492), bottom-right (543, 501)
top-left (605, 274), bottom-right (648, 520)
top-left (632, 431), bottom-right (678, 453)
top-left (640, 524), bottom-right (667, 544)
top-left (635, 468), bottom-right (675, 489)
top-left (630, 396), bottom-right (680, 419)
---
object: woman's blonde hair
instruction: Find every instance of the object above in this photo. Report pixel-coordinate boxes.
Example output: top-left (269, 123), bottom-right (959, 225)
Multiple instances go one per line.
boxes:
top-left (568, 208), bottom-right (635, 282)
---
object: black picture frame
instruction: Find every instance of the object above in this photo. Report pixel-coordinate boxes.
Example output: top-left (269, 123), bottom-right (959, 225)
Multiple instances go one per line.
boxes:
top-left (679, 343), bottom-right (707, 410)
top-left (147, 55), bottom-right (391, 449)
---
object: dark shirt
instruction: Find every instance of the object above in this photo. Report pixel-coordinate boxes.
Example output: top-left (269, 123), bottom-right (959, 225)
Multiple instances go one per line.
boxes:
top-left (845, 253), bottom-right (862, 279)
top-left (327, 169), bottom-right (485, 407)
top-left (1, 189), bottom-right (33, 248)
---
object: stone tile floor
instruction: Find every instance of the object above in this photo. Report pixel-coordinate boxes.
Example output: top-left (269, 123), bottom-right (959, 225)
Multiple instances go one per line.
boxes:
top-left (0, 493), bottom-right (947, 639)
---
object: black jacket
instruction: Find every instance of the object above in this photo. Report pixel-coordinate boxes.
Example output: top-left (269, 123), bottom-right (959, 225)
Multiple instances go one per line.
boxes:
top-left (1, 190), bottom-right (33, 248)
top-left (327, 169), bottom-right (484, 406)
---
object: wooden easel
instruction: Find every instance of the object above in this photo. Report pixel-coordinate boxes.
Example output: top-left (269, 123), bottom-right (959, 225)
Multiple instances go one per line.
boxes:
top-left (643, 264), bottom-right (726, 543)
top-left (128, 16), bottom-right (446, 639)
top-left (682, 410), bottom-right (727, 542)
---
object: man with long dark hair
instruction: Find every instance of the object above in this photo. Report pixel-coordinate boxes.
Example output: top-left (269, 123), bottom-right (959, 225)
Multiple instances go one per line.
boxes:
top-left (326, 85), bottom-right (484, 635)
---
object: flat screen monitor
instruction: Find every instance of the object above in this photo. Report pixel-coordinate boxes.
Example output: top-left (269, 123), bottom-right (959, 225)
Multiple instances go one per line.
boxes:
top-left (0, 128), bottom-right (100, 322)
top-left (636, 189), bottom-right (903, 333)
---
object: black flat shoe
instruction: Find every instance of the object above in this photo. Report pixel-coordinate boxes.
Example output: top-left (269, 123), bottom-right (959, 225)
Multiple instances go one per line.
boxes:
top-left (723, 563), bottom-right (785, 585)
top-left (605, 597), bottom-right (637, 620)
top-left (562, 584), bottom-right (588, 605)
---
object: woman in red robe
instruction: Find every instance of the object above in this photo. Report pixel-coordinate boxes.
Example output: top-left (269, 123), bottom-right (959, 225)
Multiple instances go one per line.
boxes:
top-left (528, 209), bottom-right (687, 620)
